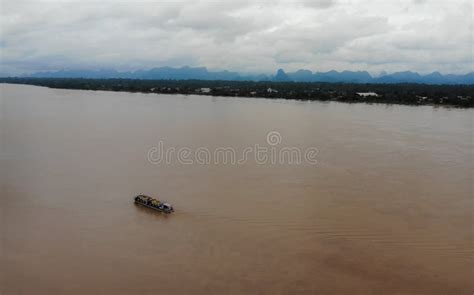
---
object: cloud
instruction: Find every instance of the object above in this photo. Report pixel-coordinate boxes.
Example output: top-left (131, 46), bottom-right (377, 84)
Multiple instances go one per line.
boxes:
top-left (0, 0), bottom-right (472, 75)
top-left (299, 0), bottom-right (338, 9)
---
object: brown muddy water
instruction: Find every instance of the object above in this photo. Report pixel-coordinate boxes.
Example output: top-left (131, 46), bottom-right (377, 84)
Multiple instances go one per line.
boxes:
top-left (1, 84), bottom-right (473, 294)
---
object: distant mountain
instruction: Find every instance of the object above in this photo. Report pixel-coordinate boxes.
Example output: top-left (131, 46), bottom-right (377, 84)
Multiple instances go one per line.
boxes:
top-left (23, 66), bottom-right (474, 85)
top-left (375, 71), bottom-right (422, 83)
top-left (422, 71), bottom-right (445, 84)
top-left (274, 69), bottom-right (291, 82)
top-left (29, 69), bottom-right (123, 79)
top-left (29, 66), bottom-right (246, 81)
top-left (444, 72), bottom-right (474, 84)
top-left (309, 70), bottom-right (372, 83)
top-left (288, 69), bottom-right (313, 82)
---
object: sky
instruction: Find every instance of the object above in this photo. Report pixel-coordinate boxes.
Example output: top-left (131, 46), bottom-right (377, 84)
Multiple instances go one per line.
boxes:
top-left (0, 0), bottom-right (473, 76)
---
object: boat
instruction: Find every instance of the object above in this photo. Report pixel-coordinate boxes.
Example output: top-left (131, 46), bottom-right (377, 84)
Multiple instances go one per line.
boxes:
top-left (134, 194), bottom-right (174, 214)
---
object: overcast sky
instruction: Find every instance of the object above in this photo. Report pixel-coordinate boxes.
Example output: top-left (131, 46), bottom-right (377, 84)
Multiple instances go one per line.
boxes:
top-left (1, 0), bottom-right (472, 75)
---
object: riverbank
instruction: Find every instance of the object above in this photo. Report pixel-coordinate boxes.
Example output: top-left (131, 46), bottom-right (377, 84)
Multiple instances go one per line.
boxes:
top-left (1, 77), bottom-right (473, 107)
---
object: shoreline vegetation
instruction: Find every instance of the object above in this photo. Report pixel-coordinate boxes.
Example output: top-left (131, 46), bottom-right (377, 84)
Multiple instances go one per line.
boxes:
top-left (1, 77), bottom-right (473, 108)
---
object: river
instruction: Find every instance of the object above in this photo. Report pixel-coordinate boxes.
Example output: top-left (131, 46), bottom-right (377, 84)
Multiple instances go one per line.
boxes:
top-left (1, 84), bottom-right (472, 294)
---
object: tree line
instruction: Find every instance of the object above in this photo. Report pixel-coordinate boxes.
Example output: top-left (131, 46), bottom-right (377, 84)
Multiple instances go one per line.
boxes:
top-left (1, 77), bottom-right (472, 107)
